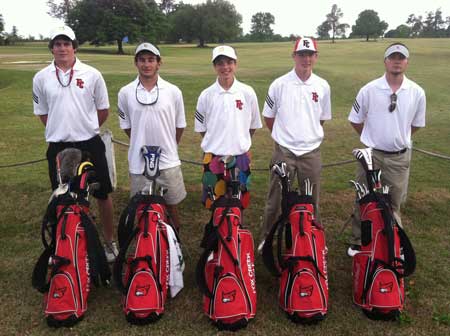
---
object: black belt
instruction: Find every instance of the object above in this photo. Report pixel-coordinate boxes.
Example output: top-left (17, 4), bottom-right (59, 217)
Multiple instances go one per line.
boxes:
top-left (373, 148), bottom-right (407, 155)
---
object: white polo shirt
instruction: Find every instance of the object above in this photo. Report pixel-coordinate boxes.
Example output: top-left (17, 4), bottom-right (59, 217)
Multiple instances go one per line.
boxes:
top-left (263, 69), bottom-right (331, 156)
top-left (194, 78), bottom-right (262, 156)
top-left (118, 76), bottom-right (186, 173)
top-left (348, 74), bottom-right (426, 151)
top-left (33, 58), bottom-right (110, 142)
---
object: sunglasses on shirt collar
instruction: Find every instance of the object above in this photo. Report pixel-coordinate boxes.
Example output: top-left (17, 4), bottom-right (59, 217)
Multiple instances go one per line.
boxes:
top-left (389, 93), bottom-right (397, 112)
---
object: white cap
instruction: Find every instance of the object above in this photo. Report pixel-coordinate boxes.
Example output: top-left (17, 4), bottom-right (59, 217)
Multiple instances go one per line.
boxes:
top-left (135, 42), bottom-right (161, 57)
top-left (384, 44), bottom-right (409, 59)
top-left (50, 26), bottom-right (76, 41)
top-left (212, 45), bottom-right (237, 62)
top-left (293, 37), bottom-right (317, 53)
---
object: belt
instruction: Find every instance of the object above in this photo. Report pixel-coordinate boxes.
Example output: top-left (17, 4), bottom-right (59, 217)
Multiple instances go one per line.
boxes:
top-left (373, 148), bottom-right (407, 155)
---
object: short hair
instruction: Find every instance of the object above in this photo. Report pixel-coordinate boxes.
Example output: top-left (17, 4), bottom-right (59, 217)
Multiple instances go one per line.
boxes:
top-left (134, 51), bottom-right (161, 63)
top-left (213, 55), bottom-right (236, 66)
top-left (48, 35), bottom-right (79, 50)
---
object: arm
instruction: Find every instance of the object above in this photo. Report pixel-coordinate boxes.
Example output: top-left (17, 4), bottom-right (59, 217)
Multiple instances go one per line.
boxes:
top-left (320, 120), bottom-right (325, 126)
top-left (249, 129), bottom-right (256, 137)
top-left (264, 117), bottom-right (275, 132)
top-left (350, 122), bottom-right (364, 135)
top-left (124, 128), bottom-right (131, 138)
top-left (176, 127), bottom-right (184, 144)
top-left (199, 132), bottom-right (205, 138)
top-left (38, 115), bottom-right (48, 126)
top-left (97, 108), bottom-right (109, 126)
top-left (411, 126), bottom-right (421, 135)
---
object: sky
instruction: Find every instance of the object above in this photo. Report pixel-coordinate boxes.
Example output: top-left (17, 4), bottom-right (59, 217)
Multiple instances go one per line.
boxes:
top-left (1, 0), bottom-right (450, 38)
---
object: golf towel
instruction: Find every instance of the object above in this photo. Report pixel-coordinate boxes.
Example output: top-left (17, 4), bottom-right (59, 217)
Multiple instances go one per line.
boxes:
top-left (164, 223), bottom-right (185, 298)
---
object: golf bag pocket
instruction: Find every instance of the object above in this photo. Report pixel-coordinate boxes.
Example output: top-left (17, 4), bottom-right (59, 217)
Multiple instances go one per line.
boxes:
top-left (45, 272), bottom-right (77, 318)
top-left (125, 270), bottom-right (161, 318)
top-left (352, 252), bottom-right (370, 306)
top-left (367, 268), bottom-right (402, 310)
top-left (212, 274), bottom-right (248, 320)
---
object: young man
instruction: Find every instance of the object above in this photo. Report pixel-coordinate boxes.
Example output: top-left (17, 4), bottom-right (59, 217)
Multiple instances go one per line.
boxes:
top-left (194, 45), bottom-right (262, 204)
top-left (347, 42), bottom-right (426, 256)
top-left (33, 26), bottom-right (117, 262)
top-left (118, 42), bottom-right (186, 230)
top-left (260, 37), bottom-right (331, 250)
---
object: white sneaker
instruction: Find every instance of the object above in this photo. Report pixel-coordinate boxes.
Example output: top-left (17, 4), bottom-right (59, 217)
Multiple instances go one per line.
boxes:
top-left (257, 239), bottom-right (265, 255)
top-left (347, 245), bottom-right (361, 257)
top-left (104, 241), bottom-right (119, 263)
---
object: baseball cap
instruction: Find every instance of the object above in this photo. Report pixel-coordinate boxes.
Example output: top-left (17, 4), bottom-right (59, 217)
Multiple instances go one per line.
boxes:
top-left (293, 37), bottom-right (318, 53)
top-left (384, 44), bottom-right (409, 59)
top-left (135, 42), bottom-right (161, 57)
top-left (212, 45), bottom-right (237, 62)
top-left (50, 26), bottom-right (76, 41)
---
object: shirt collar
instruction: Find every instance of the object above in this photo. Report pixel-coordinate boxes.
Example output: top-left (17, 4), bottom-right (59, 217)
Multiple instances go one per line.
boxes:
top-left (51, 57), bottom-right (81, 73)
top-left (135, 75), bottom-right (166, 91)
top-left (289, 69), bottom-right (314, 86)
top-left (215, 77), bottom-right (239, 94)
top-left (378, 73), bottom-right (411, 91)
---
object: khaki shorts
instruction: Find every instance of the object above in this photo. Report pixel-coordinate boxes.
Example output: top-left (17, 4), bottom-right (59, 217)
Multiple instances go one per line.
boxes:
top-left (130, 165), bottom-right (187, 205)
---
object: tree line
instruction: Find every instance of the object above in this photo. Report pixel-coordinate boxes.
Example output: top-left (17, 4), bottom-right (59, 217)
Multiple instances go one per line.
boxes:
top-left (1, 1), bottom-right (450, 50)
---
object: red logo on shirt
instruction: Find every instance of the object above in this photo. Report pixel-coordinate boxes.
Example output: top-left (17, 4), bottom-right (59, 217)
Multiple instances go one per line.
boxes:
top-left (235, 99), bottom-right (243, 110)
top-left (76, 78), bottom-right (84, 89)
top-left (312, 92), bottom-right (318, 102)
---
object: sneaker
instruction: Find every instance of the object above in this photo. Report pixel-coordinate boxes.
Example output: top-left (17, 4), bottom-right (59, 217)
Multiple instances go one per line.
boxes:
top-left (104, 241), bottom-right (119, 263)
top-left (257, 239), bottom-right (265, 255)
top-left (347, 244), bottom-right (361, 257)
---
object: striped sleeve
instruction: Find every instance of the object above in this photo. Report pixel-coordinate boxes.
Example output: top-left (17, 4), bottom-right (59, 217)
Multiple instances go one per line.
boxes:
top-left (194, 93), bottom-right (207, 133)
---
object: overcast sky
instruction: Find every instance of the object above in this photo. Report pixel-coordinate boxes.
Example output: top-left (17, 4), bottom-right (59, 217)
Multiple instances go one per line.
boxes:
top-left (2, 0), bottom-right (450, 38)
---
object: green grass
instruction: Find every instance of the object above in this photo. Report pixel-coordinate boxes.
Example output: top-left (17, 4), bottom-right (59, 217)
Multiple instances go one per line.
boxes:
top-left (1, 39), bottom-right (450, 335)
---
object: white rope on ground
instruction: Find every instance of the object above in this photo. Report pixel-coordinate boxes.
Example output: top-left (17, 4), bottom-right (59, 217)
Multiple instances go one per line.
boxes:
top-left (412, 147), bottom-right (450, 160)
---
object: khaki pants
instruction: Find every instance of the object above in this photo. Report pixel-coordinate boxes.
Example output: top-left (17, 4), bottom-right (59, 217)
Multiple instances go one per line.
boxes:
top-left (261, 143), bottom-right (322, 239)
top-left (351, 149), bottom-right (411, 245)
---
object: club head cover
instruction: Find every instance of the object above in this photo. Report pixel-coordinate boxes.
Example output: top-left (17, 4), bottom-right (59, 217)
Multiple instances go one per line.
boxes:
top-left (141, 145), bottom-right (161, 181)
top-left (57, 148), bottom-right (82, 184)
top-left (352, 148), bottom-right (373, 171)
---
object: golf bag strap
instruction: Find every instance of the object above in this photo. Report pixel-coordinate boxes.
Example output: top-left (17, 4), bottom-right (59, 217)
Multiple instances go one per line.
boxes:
top-left (113, 227), bottom-right (140, 295)
top-left (376, 194), bottom-right (396, 264)
top-left (118, 194), bottom-right (144, 248)
top-left (261, 215), bottom-right (284, 277)
top-left (80, 211), bottom-right (111, 287)
top-left (31, 247), bottom-right (53, 293)
top-left (195, 230), bottom-right (218, 298)
top-left (398, 225), bottom-right (416, 276)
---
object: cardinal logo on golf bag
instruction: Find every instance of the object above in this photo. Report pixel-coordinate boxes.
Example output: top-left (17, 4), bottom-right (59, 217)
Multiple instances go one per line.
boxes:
top-left (52, 287), bottom-right (67, 299)
top-left (379, 282), bottom-right (393, 294)
top-left (300, 285), bottom-right (313, 298)
top-left (222, 290), bottom-right (236, 303)
top-left (135, 284), bottom-right (151, 297)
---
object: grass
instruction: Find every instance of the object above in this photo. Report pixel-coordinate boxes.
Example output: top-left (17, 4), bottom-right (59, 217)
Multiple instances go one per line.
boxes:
top-left (1, 38), bottom-right (450, 335)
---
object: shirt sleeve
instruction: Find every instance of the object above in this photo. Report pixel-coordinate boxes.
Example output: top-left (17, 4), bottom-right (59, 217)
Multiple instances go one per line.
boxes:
top-left (348, 88), bottom-right (367, 124)
top-left (93, 73), bottom-right (110, 110)
top-left (248, 88), bottom-right (262, 129)
top-left (262, 82), bottom-right (277, 118)
top-left (117, 88), bottom-right (131, 130)
top-left (320, 82), bottom-right (332, 121)
top-left (175, 88), bottom-right (187, 129)
top-left (411, 88), bottom-right (426, 127)
top-left (194, 92), bottom-right (207, 133)
top-left (32, 75), bottom-right (49, 116)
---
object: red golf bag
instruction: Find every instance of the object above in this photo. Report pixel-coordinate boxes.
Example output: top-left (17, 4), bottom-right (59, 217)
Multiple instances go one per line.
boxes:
top-left (114, 194), bottom-right (173, 324)
top-left (32, 166), bottom-right (111, 327)
top-left (352, 191), bottom-right (416, 320)
top-left (196, 197), bottom-right (257, 331)
top-left (263, 192), bottom-right (328, 323)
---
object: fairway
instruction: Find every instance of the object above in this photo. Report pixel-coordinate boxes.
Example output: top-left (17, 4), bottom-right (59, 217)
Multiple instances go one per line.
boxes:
top-left (1, 39), bottom-right (449, 335)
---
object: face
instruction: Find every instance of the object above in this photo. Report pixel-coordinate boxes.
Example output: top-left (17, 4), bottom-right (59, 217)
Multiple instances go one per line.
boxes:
top-left (292, 51), bottom-right (318, 74)
top-left (384, 53), bottom-right (408, 75)
top-left (213, 56), bottom-right (237, 82)
top-left (51, 37), bottom-right (76, 65)
top-left (135, 52), bottom-right (161, 79)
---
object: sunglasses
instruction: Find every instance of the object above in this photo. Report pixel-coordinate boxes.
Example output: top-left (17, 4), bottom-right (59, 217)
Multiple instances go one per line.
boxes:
top-left (388, 93), bottom-right (397, 112)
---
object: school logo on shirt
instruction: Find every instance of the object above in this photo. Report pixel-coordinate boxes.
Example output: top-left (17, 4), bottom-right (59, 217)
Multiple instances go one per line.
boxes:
top-left (76, 78), bottom-right (84, 89)
top-left (312, 92), bottom-right (318, 103)
top-left (235, 99), bottom-right (243, 110)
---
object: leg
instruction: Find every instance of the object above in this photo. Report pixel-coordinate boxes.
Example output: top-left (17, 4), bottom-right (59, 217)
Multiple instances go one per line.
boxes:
top-left (97, 195), bottom-right (114, 242)
top-left (296, 148), bottom-right (322, 223)
top-left (166, 204), bottom-right (181, 231)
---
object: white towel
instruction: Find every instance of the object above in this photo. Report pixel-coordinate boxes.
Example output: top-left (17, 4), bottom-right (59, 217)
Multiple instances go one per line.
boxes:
top-left (164, 223), bottom-right (185, 298)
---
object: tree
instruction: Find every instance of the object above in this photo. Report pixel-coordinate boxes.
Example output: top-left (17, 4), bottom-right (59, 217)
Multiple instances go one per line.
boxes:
top-left (47, 0), bottom-right (76, 22)
top-left (317, 20), bottom-right (331, 39)
top-left (384, 24), bottom-right (411, 38)
top-left (250, 12), bottom-right (275, 41)
top-left (159, 0), bottom-right (176, 15)
top-left (422, 8), bottom-right (445, 37)
top-left (325, 4), bottom-right (349, 42)
top-left (406, 14), bottom-right (423, 37)
top-left (351, 9), bottom-right (388, 41)
top-left (166, 3), bottom-right (196, 43)
top-left (67, 0), bottom-right (167, 54)
top-left (0, 13), bottom-right (4, 34)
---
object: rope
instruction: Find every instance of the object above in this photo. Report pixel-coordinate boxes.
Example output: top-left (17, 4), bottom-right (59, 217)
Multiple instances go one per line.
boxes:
top-left (1, 139), bottom-right (449, 169)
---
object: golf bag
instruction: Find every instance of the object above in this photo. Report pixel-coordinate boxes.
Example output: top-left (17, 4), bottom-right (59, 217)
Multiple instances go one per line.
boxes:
top-left (351, 148), bottom-right (416, 320)
top-left (114, 145), bottom-right (183, 325)
top-left (196, 197), bottom-right (257, 331)
top-left (32, 149), bottom-right (111, 327)
top-left (262, 162), bottom-right (328, 323)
